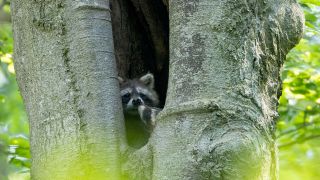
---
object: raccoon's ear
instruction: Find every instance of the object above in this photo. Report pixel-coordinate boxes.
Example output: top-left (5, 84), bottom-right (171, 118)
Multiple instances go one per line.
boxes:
top-left (140, 73), bottom-right (154, 89)
top-left (118, 76), bottom-right (124, 84)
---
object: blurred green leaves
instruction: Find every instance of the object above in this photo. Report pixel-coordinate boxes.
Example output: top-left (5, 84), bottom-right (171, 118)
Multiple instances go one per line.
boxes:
top-left (299, 0), bottom-right (320, 6)
top-left (0, 4), bottom-right (30, 177)
top-left (277, 1), bottom-right (320, 180)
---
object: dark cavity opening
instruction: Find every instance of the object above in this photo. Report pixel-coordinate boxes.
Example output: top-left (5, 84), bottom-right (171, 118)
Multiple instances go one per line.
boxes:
top-left (111, 0), bottom-right (169, 148)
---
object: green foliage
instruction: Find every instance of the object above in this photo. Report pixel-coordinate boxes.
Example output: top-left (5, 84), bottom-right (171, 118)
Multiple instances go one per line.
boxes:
top-left (299, 0), bottom-right (320, 6)
top-left (277, 1), bottom-right (320, 179)
top-left (0, 9), bottom-right (30, 178)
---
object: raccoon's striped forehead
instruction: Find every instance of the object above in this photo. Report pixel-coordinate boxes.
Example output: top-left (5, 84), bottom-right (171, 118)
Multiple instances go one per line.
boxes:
top-left (120, 87), bottom-right (132, 96)
top-left (120, 80), bottom-right (158, 102)
top-left (136, 87), bottom-right (155, 99)
top-left (120, 85), bottom-right (153, 98)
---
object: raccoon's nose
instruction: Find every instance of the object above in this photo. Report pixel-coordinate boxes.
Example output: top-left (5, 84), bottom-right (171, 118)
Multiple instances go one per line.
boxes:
top-left (132, 99), bottom-right (142, 106)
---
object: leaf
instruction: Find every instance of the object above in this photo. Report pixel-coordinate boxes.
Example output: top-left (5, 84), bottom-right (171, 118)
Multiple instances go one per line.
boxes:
top-left (299, 0), bottom-right (320, 6)
top-left (9, 135), bottom-right (30, 149)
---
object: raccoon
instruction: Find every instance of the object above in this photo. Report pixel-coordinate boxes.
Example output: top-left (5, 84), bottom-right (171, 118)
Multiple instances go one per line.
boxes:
top-left (119, 73), bottom-right (161, 147)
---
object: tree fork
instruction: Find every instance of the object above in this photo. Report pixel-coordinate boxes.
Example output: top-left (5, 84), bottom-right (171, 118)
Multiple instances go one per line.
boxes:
top-left (11, 0), bottom-right (304, 179)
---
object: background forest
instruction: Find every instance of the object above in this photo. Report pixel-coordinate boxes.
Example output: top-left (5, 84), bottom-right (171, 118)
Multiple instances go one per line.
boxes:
top-left (0, 0), bottom-right (319, 179)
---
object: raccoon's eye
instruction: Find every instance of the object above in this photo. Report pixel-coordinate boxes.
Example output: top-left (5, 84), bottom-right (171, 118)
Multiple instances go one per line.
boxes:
top-left (139, 93), bottom-right (148, 100)
top-left (123, 93), bottom-right (130, 99)
top-left (122, 93), bottom-right (131, 103)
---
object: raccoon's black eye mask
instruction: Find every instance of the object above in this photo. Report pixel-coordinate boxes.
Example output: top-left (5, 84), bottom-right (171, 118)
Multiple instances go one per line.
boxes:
top-left (139, 93), bottom-right (148, 100)
top-left (122, 93), bottom-right (131, 103)
top-left (123, 93), bottom-right (130, 98)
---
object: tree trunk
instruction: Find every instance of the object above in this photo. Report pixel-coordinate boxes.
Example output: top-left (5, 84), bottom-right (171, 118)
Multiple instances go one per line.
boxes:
top-left (11, 0), bottom-right (124, 179)
top-left (151, 0), bottom-right (304, 179)
top-left (11, 0), bottom-right (304, 179)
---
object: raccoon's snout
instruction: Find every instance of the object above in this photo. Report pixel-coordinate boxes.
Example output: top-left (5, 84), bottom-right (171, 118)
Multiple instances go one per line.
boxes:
top-left (132, 98), bottom-right (143, 106)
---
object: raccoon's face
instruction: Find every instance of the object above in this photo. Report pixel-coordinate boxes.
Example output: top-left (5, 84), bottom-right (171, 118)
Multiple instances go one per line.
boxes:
top-left (119, 73), bottom-right (159, 112)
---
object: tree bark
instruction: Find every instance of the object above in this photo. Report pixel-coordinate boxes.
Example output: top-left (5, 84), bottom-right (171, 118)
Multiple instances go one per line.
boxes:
top-left (11, 0), bottom-right (124, 179)
top-left (151, 0), bottom-right (304, 179)
top-left (11, 0), bottom-right (304, 179)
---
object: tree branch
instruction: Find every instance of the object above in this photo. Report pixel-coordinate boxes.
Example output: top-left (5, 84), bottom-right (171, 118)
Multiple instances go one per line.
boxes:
top-left (277, 121), bottom-right (320, 138)
top-left (278, 134), bottom-right (320, 149)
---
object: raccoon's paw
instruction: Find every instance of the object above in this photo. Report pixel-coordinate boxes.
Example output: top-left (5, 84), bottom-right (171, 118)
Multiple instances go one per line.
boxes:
top-left (138, 105), bottom-right (161, 130)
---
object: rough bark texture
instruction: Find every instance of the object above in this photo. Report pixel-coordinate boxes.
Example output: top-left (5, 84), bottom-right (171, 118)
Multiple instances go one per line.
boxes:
top-left (11, 0), bottom-right (304, 179)
top-left (11, 0), bottom-right (124, 179)
top-left (150, 0), bottom-right (304, 179)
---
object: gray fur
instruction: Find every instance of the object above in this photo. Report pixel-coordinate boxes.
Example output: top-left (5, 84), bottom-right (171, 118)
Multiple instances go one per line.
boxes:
top-left (119, 73), bottom-right (161, 132)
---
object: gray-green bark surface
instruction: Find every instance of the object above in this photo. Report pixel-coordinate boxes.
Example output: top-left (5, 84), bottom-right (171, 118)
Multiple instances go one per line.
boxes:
top-left (11, 0), bottom-right (124, 179)
top-left (11, 0), bottom-right (304, 179)
top-left (150, 0), bottom-right (304, 179)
